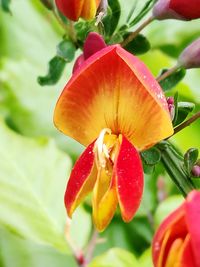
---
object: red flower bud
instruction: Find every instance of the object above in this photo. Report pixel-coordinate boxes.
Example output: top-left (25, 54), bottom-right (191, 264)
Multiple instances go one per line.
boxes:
top-left (55, 0), bottom-right (101, 21)
top-left (192, 165), bottom-right (200, 177)
top-left (73, 32), bottom-right (106, 73)
top-left (178, 38), bottom-right (200, 69)
top-left (152, 190), bottom-right (200, 267)
top-left (153, 0), bottom-right (200, 20)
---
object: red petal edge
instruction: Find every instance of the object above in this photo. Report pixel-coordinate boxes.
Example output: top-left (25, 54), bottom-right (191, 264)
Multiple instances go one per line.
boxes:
top-left (115, 135), bottom-right (144, 222)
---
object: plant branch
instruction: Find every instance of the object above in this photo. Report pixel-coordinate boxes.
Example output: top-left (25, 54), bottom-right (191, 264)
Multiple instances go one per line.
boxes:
top-left (173, 111), bottom-right (200, 135)
top-left (156, 65), bottom-right (180, 82)
top-left (121, 16), bottom-right (154, 47)
top-left (85, 229), bottom-right (99, 263)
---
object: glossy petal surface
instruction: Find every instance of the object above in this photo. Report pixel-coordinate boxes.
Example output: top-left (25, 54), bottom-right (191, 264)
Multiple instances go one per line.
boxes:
top-left (115, 135), bottom-right (143, 222)
top-left (185, 191), bottom-right (200, 267)
top-left (170, 0), bottom-right (200, 19)
top-left (54, 45), bottom-right (173, 150)
top-left (65, 141), bottom-right (97, 217)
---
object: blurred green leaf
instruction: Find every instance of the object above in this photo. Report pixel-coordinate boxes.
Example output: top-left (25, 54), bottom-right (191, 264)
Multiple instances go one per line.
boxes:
top-left (184, 148), bottom-right (199, 174)
top-left (129, 0), bottom-right (156, 27)
top-left (139, 249), bottom-right (153, 267)
top-left (0, 119), bottom-right (72, 252)
top-left (39, 0), bottom-right (53, 10)
top-left (175, 101), bottom-right (195, 126)
top-left (141, 147), bottom-right (161, 166)
top-left (123, 34), bottom-right (151, 55)
top-left (0, 228), bottom-right (77, 267)
top-left (159, 68), bottom-right (186, 91)
top-left (154, 195), bottom-right (184, 228)
top-left (56, 40), bottom-right (76, 62)
top-left (103, 0), bottom-right (121, 37)
top-left (1, 0), bottom-right (11, 13)
top-left (38, 56), bottom-right (66, 86)
top-left (89, 248), bottom-right (138, 267)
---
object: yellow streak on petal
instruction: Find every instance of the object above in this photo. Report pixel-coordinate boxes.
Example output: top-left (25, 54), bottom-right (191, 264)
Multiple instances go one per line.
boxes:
top-left (92, 168), bottom-right (118, 232)
top-left (81, 0), bottom-right (99, 20)
top-left (165, 238), bottom-right (183, 267)
top-left (157, 229), bottom-right (171, 267)
top-left (69, 164), bottom-right (97, 217)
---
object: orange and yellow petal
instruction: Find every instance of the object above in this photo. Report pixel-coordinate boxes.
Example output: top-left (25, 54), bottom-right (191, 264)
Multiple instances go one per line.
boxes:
top-left (81, 0), bottom-right (101, 20)
top-left (55, 0), bottom-right (100, 21)
top-left (115, 135), bottom-right (143, 222)
top-left (65, 141), bottom-right (97, 217)
top-left (152, 205), bottom-right (187, 267)
top-left (54, 45), bottom-right (173, 150)
top-left (92, 168), bottom-right (118, 232)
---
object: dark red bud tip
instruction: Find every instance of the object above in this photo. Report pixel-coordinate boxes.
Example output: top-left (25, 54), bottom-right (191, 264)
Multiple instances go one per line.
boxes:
top-left (192, 165), bottom-right (200, 177)
top-left (167, 97), bottom-right (174, 105)
top-left (72, 55), bottom-right (85, 74)
top-left (178, 38), bottom-right (200, 69)
top-left (167, 97), bottom-right (175, 120)
top-left (83, 32), bottom-right (107, 60)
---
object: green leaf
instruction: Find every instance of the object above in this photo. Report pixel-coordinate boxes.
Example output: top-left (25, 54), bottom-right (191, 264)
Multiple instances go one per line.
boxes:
top-left (129, 0), bottom-right (156, 27)
top-left (1, 0), bottom-right (11, 13)
top-left (154, 195), bottom-right (184, 228)
top-left (103, 0), bottom-right (121, 37)
top-left (184, 148), bottom-right (199, 174)
top-left (89, 248), bottom-right (138, 267)
top-left (56, 40), bottom-right (76, 62)
top-left (174, 101), bottom-right (195, 126)
top-left (38, 56), bottom-right (66, 86)
top-left (0, 228), bottom-right (77, 267)
top-left (141, 147), bottom-right (161, 166)
top-left (39, 0), bottom-right (53, 10)
top-left (139, 249), bottom-right (153, 267)
top-left (123, 34), bottom-right (151, 55)
top-left (159, 68), bottom-right (186, 91)
top-left (0, 119), bottom-right (72, 252)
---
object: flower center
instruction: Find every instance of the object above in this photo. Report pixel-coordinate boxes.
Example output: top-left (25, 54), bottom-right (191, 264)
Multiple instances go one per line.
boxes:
top-left (93, 128), bottom-right (119, 171)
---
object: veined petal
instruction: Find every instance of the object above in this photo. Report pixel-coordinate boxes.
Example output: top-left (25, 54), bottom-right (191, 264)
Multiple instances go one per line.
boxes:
top-left (115, 135), bottom-right (143, 222)
top-left (54, 45), bottom-right (173, 150)
top-left (65, 141), bottom-right (97, 217)
top-left (185, 190), bottom-right (200, 267)
top-left (152, 205), bottom-right (187, 267)
top-left (92, 168), bottom-right (118, 232)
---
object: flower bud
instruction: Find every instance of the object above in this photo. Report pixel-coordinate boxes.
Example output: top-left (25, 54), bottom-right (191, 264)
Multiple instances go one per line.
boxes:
top-left (55, 0), bottom-right (101, 21)
top-left (167, 97), bottom-right (175, 120)
top-left (178, 38), bottom-right (200, 69)
top-left (192, 165), bottom-right (200, 177)
top-left (73, 32), bottom-right (106, 73)
top-left (153, 0), bottom-right (200, 21)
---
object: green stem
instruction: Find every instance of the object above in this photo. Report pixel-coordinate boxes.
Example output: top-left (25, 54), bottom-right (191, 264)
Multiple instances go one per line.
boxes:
top-left (158, 141), bottom-right (195, 197)
top-left (156, 65), bottom-right (180, 82)
top-left (121, 15), bottom-right (154, 47)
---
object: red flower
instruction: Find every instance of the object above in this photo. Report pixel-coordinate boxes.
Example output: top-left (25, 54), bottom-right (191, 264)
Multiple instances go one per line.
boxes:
top-left (55, 0), bottom-right (101, 21)
top-left (54, 34), bottom-right (173, 231)
top-left (153, 0), bottom-right (200, 20)
top-left (152, 190), bottom-right (200, 267)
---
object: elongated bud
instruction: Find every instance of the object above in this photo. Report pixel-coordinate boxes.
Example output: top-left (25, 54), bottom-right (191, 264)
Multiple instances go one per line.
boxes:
top-left (178, 38), bottom-right (200, 69)
top-left (153, 0), bottom-right (200, 21)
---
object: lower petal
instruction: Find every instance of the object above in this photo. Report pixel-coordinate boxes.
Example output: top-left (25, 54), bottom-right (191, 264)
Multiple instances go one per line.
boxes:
top-left (65, 141), bottom-right (97, 217)
top-left (92, 168), bottom-right (118, 232)
top-left (115, 135), bottom-right (144, 222)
